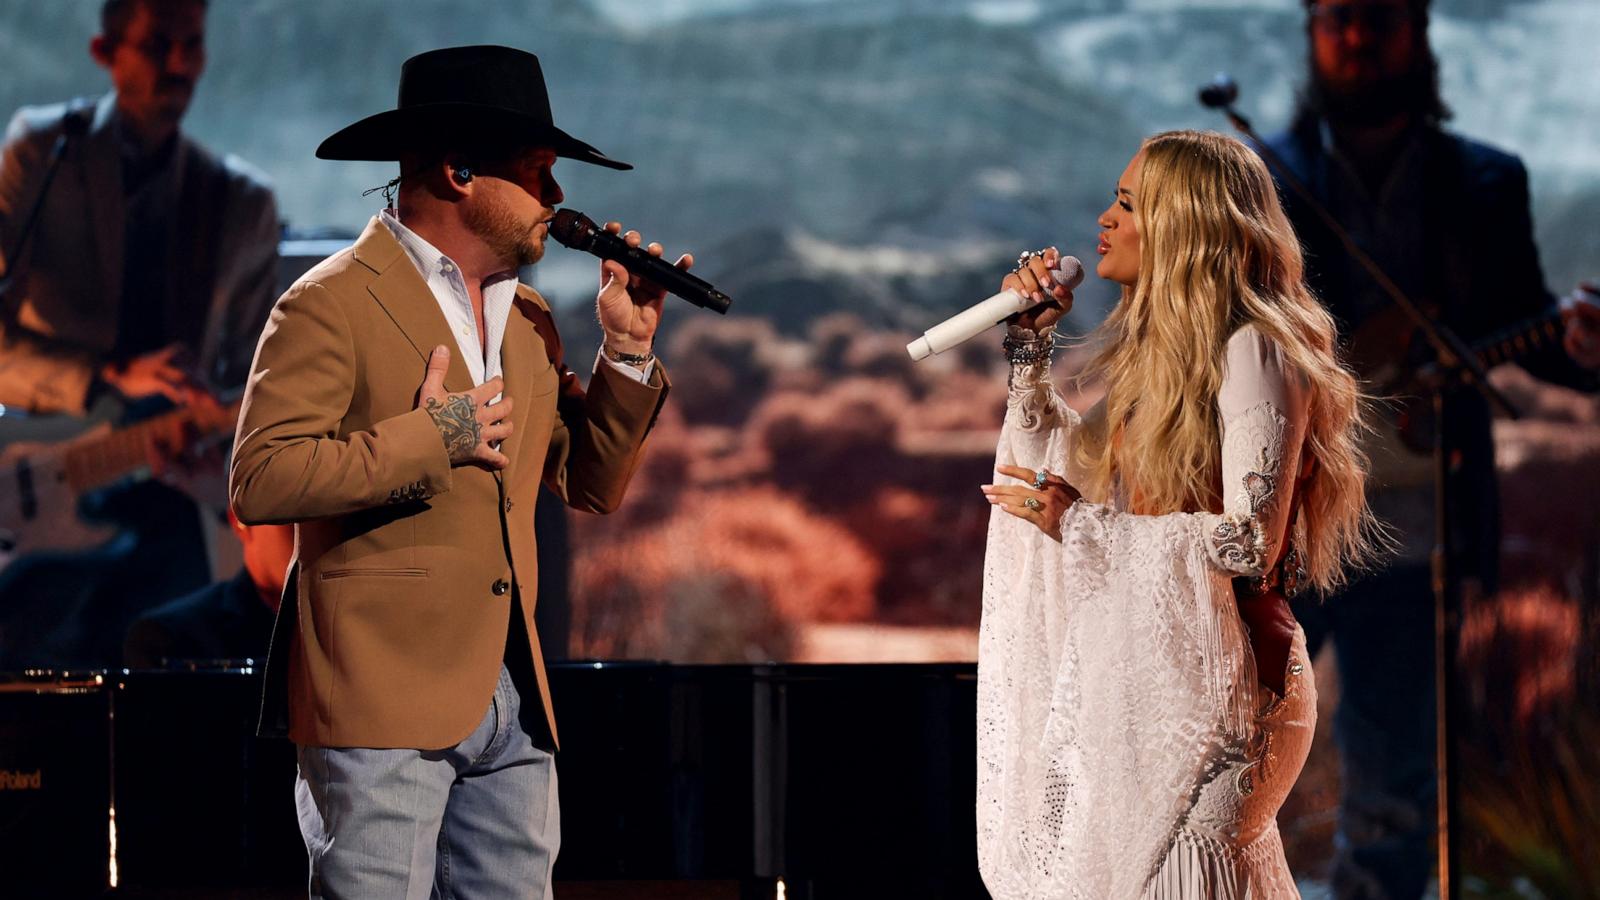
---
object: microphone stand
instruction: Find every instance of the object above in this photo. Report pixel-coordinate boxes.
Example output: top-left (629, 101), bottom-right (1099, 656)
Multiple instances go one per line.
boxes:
top-left (1207, 96), bottom-right (1516, 900)
top-left (0, 106), bottom-right (91, 302)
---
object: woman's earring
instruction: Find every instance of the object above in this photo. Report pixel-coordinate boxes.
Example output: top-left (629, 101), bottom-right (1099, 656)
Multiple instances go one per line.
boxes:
top-left (455, 166), bottom-right (474, 185)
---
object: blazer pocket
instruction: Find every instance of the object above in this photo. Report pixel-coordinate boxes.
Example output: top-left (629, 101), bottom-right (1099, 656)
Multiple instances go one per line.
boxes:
top-left (319, 567), bottom-right (429, 581)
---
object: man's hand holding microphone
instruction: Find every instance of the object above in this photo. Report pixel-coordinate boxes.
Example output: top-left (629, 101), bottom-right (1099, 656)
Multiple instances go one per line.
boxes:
top-left (594, 220), bottom-right (693, 365)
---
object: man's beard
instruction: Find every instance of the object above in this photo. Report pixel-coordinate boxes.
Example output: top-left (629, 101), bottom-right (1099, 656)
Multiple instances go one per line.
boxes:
top-left (151, 77), bottom-right (194, 119)
top-left (465, 192), bottom-right (544, 268)
top-left (1310, 61), bottom-right (1430, 128)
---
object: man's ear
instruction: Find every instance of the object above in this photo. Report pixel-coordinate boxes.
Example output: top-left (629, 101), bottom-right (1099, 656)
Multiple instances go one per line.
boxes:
top-left (441, 156), bottom-right (477, 199)
top-left (447, 156), bottom-right (477, 189)
top-left (90, 34), bottom-right (114, 69)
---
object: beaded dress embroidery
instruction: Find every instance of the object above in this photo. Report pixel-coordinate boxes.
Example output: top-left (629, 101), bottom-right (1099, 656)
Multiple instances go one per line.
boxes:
top-left (978, 326), bottom-right (1317, 899)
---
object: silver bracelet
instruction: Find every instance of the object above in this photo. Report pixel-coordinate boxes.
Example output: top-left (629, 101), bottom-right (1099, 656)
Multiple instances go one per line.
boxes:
top-left (1002, 325), bottom-right (1058, 365)
top-left (601, 342), bottom-right (655, 367)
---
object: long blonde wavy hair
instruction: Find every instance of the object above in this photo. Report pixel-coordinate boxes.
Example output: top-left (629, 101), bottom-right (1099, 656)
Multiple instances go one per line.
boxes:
top-left (1073, 130), bottom-right (1378, 593)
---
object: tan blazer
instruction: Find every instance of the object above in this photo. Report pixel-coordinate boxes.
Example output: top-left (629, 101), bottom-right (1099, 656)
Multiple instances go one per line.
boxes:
top-left (0, 93), bottom-right (279, 411)
top-left (230, 217), bottom-right (666, 750)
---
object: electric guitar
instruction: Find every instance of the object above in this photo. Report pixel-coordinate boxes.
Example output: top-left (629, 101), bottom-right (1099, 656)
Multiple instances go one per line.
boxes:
top-left (1394, 309), bottom-right (1568, 451)
top-left (1357, 293), bottom-right (1587, 455)
top-left (0, 391), bottom-right (240, 572)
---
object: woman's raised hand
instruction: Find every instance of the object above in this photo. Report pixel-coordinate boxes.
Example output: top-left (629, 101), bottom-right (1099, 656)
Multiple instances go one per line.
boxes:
top-left (1000, 247), bottom-right (1074, 332)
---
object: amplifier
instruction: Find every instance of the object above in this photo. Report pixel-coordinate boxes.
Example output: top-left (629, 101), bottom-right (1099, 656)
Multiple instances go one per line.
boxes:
top-left (0, 670), bottom-right (303, 896)
top-left (0, 674), bottom-right (112, 898)
top-left (111, 669), bottom-right (302, 891)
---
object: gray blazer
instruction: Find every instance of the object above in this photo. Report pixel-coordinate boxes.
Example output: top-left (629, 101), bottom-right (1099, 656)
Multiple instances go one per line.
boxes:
top-left (0, 93), bottom-right (278, 413)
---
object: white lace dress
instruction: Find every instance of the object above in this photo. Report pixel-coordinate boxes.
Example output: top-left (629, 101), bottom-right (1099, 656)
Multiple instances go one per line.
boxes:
top-left (978, 325), bottom-right (1317, 900)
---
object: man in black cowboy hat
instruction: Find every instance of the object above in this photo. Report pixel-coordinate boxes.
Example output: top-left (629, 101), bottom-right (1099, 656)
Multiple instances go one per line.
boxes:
top-left (230, 45), bottom-right (685, 898)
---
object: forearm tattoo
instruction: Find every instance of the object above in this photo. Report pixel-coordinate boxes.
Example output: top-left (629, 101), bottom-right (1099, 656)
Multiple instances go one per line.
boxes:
top-left (425, 393), bottom-right (482, 464)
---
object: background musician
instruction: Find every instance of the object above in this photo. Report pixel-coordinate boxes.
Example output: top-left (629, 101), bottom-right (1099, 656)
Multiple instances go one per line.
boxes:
top-left (0, 0), bottom-right (278, 667)
top-left (1260, 1), bottom-right (1600, 896)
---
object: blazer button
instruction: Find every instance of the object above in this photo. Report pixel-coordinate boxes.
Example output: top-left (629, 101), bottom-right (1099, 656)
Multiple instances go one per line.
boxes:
top-left (491, 578), bottom-right (510, 596)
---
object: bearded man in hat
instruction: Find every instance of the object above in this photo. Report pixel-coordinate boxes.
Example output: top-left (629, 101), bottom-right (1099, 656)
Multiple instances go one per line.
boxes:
top-left (1259, 2), bottom-right (1600, 897)
top-left (229, 45), bottom-right (683, 898)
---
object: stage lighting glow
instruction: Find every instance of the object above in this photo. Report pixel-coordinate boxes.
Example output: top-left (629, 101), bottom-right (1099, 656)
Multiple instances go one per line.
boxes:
top-left (108, 804), bottom-right (118, 888)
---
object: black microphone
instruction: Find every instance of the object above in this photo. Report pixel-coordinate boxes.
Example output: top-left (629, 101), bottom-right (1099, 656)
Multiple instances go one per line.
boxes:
top-left (1198, 73), bottom-right (1238, 109)
top-left (548, 209), bottom-right (731, 315)
top-left (61, 100), bottom-right (93, 137)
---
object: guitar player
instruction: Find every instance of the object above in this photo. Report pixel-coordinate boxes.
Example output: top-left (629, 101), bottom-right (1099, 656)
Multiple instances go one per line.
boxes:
top-left (0, 0), bottom-right (278, 668)
top-left (1258, 1), bottom-right (1600, 897)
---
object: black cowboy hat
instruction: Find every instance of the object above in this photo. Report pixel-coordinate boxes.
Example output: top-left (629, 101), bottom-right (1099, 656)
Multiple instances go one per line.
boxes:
top-left (316, 45), bottom-right (631, 170)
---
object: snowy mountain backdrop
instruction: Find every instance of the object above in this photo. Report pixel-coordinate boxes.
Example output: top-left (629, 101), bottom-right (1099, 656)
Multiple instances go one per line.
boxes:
top-left (5, 0), bottom-right (1596, 330)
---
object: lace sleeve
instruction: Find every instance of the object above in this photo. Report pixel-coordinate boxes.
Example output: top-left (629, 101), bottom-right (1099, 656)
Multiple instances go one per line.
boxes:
top-left (1201, 327), bottom-right (1311, 580)
top-left (1005, 324), bottom-right (1077, 434)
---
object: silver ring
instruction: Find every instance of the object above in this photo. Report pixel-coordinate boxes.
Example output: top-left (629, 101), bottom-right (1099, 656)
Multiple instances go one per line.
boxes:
top-left (1023, 497), bottom-right (1043, 512)
top-left (1016, 249), bottom-right (1047, 268)
top-left (1032, 469), bottom-right (1050, 490)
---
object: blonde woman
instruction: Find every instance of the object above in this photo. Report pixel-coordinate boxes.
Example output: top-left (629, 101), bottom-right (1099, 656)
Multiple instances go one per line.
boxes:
top-left (976, 130), bottom-right (1376, 899)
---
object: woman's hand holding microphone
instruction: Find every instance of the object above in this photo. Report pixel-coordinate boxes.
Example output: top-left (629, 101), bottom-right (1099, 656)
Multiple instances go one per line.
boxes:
top-left (1001, 247), bottom-right (1076, 333)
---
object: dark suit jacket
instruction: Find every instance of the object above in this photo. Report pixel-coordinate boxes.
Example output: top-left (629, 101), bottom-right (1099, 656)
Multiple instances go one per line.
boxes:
top-left (123, 569), bottom-right (276, 668)
top-left (0, 93), bottom-right (279, 411)
top-left (1262, 120), bottom-right (1598, 586)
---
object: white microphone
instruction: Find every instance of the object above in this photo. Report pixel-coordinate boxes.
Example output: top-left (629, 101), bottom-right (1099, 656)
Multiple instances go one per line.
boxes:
top-left (906, 256), bottom-right (1085, 361)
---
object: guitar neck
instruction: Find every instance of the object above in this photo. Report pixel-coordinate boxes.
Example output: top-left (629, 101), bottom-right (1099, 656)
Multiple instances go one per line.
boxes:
top-left (58, 397), bottom-right (242, 495)
top-left (1472, 309), bottom-right (1564, 370)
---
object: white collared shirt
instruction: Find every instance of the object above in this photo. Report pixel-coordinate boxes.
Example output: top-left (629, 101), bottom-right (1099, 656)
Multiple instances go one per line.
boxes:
top-left (380, 209), bottom-right (652, 389)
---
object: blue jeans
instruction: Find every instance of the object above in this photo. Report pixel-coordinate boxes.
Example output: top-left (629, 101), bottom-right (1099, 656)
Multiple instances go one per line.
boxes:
top-left (294, 664), bottom-right (560, 899)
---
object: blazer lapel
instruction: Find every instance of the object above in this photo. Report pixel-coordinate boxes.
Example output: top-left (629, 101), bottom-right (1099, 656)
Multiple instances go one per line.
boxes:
top-left (353, 217), bottom-right (474, 392)
top-left (495, 302), bottom-right (542, 471)
top-left (83, 94), bottom-right (125, 315)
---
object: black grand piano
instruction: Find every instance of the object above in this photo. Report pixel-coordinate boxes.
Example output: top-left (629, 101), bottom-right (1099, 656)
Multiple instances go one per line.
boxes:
top-left (1, 663), bottom-right (987, 899)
